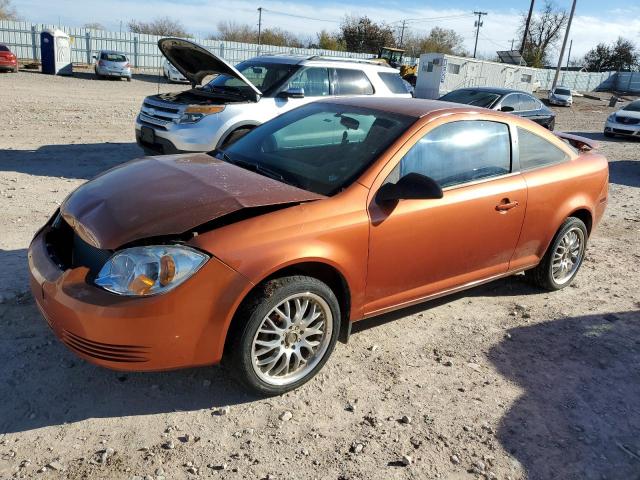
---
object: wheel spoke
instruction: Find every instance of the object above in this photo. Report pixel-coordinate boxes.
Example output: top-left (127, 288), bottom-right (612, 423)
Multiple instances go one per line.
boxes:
top-left (251, 292), bottom-right (333, 386)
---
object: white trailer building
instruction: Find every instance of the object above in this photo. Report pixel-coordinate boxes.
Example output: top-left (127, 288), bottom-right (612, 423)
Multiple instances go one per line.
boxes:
top-left (414, 53), bottom-right (539, 99)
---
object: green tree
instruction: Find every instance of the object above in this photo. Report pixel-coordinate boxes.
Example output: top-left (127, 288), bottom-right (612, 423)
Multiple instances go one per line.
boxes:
top-left (583, 38), bottom-right (639, 72)
top-left (312, 30), bottom-right (346, 51)
top-left (340, 16), bottom-right (396, 54)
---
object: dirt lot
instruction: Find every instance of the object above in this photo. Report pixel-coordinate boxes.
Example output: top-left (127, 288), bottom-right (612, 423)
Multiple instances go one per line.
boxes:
top-left (1, 71), bottom-right (639, 480)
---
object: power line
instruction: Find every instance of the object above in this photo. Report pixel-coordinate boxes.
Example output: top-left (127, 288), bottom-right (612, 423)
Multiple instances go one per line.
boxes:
top-left (260, 8), bottom-right (341, 24)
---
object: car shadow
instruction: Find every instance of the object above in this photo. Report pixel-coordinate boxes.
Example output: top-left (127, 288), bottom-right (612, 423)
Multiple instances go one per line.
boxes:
top-left (489, 310), bottom-right (640, 480)
top-left (0, 292), bottom-right (257, 435)
top-left (566, 131), bottom-right (631, 143)
top-left (0, 142), bottom-right (143, 180)
top-left (352, 275), bottom-right (542, 334)
top-left (608, 160), bottom-right (640, 188)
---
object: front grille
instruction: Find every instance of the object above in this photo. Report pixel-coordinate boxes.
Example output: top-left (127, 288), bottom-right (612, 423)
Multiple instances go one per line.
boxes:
top-left (45, 214), bottom-right (112, 274)
top-left (143, 101), bottom-right (180, 114)
top-left (138, 112), bottom-right (170, 130)
top-left (61, 330), bottom-right (150, 363)
top-left (613, 128), bottom-right (635, 135)
top-left (617, 116), bottom-right (640, 125)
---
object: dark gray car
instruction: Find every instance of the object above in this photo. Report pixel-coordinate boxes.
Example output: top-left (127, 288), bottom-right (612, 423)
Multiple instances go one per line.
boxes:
top-left (439, 87), bottom-right (556, 130)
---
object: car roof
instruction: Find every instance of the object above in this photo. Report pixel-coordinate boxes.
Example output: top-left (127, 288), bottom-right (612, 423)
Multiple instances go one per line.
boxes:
top-left (316, 96), bottom-right (488, 118)
top-left (99, 50), bottom-right (127, 55)
top-left (449, 87), bottom-right (531, 96)
top-left (248, 54), bottom-right (395, 70)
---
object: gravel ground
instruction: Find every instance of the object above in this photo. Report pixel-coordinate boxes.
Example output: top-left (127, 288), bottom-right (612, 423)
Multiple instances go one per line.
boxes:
top-left (0, 71), bottom-right (639, 480)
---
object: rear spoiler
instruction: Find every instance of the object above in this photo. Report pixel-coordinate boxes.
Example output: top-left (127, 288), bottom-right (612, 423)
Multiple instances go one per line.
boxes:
top-left (555, 132), bottom-right (598, 152)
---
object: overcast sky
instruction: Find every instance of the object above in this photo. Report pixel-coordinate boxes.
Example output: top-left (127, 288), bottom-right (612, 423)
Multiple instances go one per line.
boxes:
top-left (10, 0), bottom-right (639, 62)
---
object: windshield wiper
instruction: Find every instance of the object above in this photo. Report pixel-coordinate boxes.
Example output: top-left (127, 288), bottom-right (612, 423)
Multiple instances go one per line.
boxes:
top-left (216, 150), bottom-right (288, 184)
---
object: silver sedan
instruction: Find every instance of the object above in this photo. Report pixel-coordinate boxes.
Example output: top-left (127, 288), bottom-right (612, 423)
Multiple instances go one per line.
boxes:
top-left (94, 50), bottom-right (132, 81)
top-left (604, 100), bottom-right (640, 139)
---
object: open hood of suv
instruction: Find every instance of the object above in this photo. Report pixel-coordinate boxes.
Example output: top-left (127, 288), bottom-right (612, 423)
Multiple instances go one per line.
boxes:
top-left (158, 37), bottom-right (262, 102)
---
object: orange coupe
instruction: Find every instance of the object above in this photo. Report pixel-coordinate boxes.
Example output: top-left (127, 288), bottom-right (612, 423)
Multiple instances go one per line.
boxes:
top-left (29, 97), bottom-right (608, 394)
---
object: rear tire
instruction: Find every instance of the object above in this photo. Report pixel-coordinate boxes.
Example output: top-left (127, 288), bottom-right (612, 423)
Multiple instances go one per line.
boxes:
top-left (226, 275), bottom-right (340, 395)
top-left (525, 217), bottom-right (588, 291)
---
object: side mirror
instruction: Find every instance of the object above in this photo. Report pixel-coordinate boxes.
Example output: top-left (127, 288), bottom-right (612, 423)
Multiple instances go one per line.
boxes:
top-left (376, 173), bottom-right (443, 204)
top-left (279, 87), bottom-right (305, 99)
top-left (500, 106), bottom-right (515, 112)
top-left (92, 55), bottom-right (97, 60)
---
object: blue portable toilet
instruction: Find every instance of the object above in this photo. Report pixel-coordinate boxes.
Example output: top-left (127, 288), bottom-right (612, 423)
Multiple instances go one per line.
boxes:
top-left (41, 29), bottom-right (72, 75)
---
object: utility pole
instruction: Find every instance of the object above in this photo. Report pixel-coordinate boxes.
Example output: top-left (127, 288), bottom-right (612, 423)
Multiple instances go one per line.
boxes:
top-left (510, 39), bottom-right (516, 50)
top-left (257, 7), bottom-right (263, 47)
top-left (552, 0), bottom-right (576, 91)
top-left (472, 11), bottom-right (487, 59)
top-left (399, 20), bottom-right (407, 48)
top-left (565, 39), bottom-right (573, 69)
top-left (520, 0), bottom-right (535, 55)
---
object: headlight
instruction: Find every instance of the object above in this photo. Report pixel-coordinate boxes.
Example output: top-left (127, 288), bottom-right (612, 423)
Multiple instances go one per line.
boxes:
top-left (178, 105), bottom-right (225, 124)
top-left (95, 245), bottom-right (209, 296)
top-left (608, 113), bottom-right (617, 122)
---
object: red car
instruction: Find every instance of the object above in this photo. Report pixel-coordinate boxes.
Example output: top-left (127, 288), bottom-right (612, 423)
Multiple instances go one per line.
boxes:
top-left (0, 43), bottom-right (18, 73)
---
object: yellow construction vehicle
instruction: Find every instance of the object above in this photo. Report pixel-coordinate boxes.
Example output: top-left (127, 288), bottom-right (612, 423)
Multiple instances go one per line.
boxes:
top-left (376, 46), bottom-right (418, 86)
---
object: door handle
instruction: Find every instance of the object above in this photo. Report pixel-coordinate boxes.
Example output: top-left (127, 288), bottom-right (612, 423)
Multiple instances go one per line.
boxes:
top-left (495, 199), bottom-right (519, 212)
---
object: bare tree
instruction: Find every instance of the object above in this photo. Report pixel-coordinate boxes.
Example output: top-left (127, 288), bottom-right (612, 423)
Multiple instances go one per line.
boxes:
top-left (210, 21), bottom-right (303, 48)
top-left (0, 0), bottom-right (18, 20)
top-left (403, 27), bottom-right (467, 58)
top-left (128, 17), bottom-right (189, 37)
top-left (518, 1), bottom-right (568, 67)
top-left (83, 22), bottom-right (106, 31)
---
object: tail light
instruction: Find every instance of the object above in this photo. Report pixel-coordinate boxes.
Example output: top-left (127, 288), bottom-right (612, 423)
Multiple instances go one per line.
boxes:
top-left (98, 60), bottom-right (105, 66)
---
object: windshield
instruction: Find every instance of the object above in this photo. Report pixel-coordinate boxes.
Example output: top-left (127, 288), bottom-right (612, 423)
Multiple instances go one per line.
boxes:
top-left (439, 90), bottom-right (500, 108)
top-left (219, 102), bottom-right (415, 196)
top-left (623, 100), bottom-right (640, 112)
top-left (101, 53), bottom-right (127, 62)
top-left (554, 88), bottom-right (571, 96)
top-left (0, 45), bottom-right (9, 52)
top-left (202, 61), bottom-right (298, 96)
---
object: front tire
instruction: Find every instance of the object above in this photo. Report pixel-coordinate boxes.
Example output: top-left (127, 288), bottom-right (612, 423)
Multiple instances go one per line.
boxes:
top-left (604, 131), bottom-right (615, 138)
top-left (525, 217), bottom-right (588, 291)
top-left (227, 276), bottom-right (340, 395)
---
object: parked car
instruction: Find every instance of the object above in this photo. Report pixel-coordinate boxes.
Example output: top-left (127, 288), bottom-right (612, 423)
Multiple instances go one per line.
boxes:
top-left (94, 50), bottom-right (132, 81)
top-left (0, 43), bottom-right (18, 73)
top-left (162, 59), bottom-right (187, 83)
top-left (135, 37), bottom-right (412, 155)
top-left (604, 99), bottom-right (640, 138)
top-left (30, 97), bottom-right (608, 394)
top-left (439, 87), bottom-right (556, 130)
top-left (548, 86), bottom-right (573, 106)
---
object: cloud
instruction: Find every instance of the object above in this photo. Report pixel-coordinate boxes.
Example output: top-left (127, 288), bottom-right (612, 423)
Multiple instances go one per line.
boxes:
top-left (12, 0), bottom-right (639, 62)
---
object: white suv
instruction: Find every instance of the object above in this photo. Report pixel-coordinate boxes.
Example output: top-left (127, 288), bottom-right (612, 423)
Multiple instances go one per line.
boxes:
top-left (136, 38), bottom-right (412, 154)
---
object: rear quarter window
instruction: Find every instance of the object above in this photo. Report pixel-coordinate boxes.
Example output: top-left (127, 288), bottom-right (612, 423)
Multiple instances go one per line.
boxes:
top-left (334, 69), bottom-right (374, 95)
top-left (518, 127), bottom-right (569, 170)
top-left (377, 72), bottom-right (409, 94)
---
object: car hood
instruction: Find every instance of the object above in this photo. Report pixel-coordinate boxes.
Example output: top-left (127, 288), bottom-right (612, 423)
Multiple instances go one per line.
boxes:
top-left (158, 37), bottom-right (262, 102)
top-left (616, 109), bottom-right (640, 120)
top-left (60, 154), bottom-right (325, 250)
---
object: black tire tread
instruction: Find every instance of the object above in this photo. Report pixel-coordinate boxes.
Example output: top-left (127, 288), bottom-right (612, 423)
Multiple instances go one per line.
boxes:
top-left (525, 217), bottom-right (587, 291)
